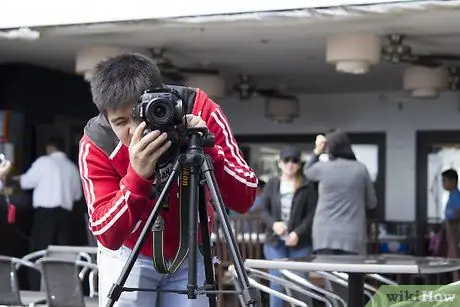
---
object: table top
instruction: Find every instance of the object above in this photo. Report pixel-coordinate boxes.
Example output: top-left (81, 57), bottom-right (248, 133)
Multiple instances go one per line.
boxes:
top-left (244, 254), bottom-right (460, 274)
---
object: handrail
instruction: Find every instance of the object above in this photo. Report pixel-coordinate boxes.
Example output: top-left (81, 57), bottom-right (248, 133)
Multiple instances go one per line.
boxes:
top-left (230, 265), bottom-right (334, 307)
top-left (228, 265), bottom-right (308, 307)
top-left (280, 269), bottom-right (347, 307)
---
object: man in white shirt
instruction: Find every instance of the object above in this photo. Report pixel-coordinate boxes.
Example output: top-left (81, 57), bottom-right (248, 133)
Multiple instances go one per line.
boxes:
top-left (14, 135), bottom-right (82, 290)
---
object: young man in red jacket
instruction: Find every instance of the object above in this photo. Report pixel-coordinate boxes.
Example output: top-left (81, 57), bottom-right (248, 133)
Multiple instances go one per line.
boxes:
top-left (78, 53), bottom-right (257, 307)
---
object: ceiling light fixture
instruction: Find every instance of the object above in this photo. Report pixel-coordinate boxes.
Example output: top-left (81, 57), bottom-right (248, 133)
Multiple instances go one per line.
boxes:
top-left (0, 27), bottom-right (40, 41)
top-left (265, 96), bottom-right (299, 124)
top-left (403, 66), bottom-right (448, 99)
top-left (75, 46), bottom-right (131, 82)
top-left (326, 33), bottom-right (381, 74)
top-left (184, 73), bottom-right (226, 98)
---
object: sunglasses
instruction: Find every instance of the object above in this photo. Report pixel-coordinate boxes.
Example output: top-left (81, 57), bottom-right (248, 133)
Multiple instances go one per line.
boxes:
top-left (282, 157), bottom-right (300, 164)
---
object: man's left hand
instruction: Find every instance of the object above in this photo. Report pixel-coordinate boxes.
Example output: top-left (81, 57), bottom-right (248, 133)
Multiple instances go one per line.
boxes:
top-left (285, 231), bottom-right (299, 246)
top-left (184, 114), bottom-right (206, 129)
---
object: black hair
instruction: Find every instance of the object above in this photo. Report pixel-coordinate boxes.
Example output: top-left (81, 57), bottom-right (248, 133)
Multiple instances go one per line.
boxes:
top-left (46, 135), bottom-right (65, 151)
top-left (90, 53), bottom-right (164, 113)
top-left (442, 168), bottom-right (458, 183)
top-left (325, 129), bottom-right (356, 160)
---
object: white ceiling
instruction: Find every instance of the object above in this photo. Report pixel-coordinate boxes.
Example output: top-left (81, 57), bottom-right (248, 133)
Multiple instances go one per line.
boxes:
top-left (2, 3), bottom-right (460, 94)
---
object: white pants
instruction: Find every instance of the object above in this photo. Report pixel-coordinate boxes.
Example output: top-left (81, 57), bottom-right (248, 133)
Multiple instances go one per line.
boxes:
top-left (97, 245), bottom-right (210, 307)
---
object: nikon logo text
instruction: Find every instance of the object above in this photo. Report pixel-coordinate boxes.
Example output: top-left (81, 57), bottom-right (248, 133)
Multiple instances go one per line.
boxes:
top-left (182, 169), bottom-right (190, 186)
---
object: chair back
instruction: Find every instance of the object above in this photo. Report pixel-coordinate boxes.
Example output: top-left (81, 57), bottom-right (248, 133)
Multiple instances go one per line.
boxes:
top-left (0, 256), bottom-right (22, 306)
top-left (38, 257), bottom-right (86, 307)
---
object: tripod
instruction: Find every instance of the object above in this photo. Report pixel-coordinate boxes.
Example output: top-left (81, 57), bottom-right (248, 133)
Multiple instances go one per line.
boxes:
top-left (105, 127), bottom-right (261, 307)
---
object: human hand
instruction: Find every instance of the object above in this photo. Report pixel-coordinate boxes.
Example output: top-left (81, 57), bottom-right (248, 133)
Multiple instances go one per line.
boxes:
top-left (0, 160), bottom-right (12, 181)
top-left (285, 231), bottom-right (299, 247)
top-left (183, 114), bottom-right (206, 129)
top-left (272, 221), bottom-right (288, 236)
top-left (129, 122), bottom-right (171, 180)
top-left (314, 134), bottom-right (327, 155)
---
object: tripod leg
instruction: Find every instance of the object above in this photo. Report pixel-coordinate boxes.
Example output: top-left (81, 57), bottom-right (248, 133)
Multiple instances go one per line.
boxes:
top-left (186, 165), bottom-right (199, 299)
top-left (201, 157), bottom-right (261, 307)
top-left (198, 181), bottom-right (217, 307)
top-left (104, 160), bottom-right (181, 307)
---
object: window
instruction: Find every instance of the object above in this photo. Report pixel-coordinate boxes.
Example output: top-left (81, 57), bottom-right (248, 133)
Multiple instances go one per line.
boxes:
top-left (237, 133), bottom-right (385, 220)
top-left (240, 143), bottom-right (379, 183)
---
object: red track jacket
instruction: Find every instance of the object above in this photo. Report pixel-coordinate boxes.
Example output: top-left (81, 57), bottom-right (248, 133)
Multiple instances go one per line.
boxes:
top-left (78, 86), bottom-right (258, 258)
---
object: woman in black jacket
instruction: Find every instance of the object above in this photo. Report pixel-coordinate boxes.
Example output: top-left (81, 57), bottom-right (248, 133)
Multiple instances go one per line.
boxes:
top-left (259, 145), bottom-right (318, 307)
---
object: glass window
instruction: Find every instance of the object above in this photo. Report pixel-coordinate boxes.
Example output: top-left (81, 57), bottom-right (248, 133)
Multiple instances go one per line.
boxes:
top-left (241, 142), bottom-right (379, 183)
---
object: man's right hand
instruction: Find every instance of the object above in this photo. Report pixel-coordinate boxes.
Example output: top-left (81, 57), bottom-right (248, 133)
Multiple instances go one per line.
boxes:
top-left (0, 160), bottom-right (12, 181)
top-left (314, 134), bottom-right (327, 155)
top-left (129, 122), bottom-right (172, 180)
top-left (272, 221), bottom-right (288, 236)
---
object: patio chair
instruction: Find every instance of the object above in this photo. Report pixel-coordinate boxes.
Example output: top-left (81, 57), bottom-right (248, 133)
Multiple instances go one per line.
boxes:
top-left (280, 269), bottom-right (347, 307)
top-left (0, 255), bottom-right (46, 306)
top-left (330, 271), bottom-right (379, 293)
top-left (315, 270), bottom-right (375, 305)
top-left (229, 265), bottom-right (334, 307)
top-left (45, 245), bottom-right (98, 298)
top-left (20, 245), bottom-right (97, 297)
top-left (366, 273), bottom-right (398, 286)
top-left (36, 257), bottom-right (99, 307)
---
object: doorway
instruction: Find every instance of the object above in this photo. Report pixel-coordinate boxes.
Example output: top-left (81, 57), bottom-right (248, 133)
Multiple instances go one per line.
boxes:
top-left (416, 131), bottom-right (460, 256)
top-left (416, 131), bottom-right (460, 223)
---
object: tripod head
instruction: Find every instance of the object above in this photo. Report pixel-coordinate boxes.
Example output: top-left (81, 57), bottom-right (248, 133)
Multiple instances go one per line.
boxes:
top-left (178, 127), bottom-right (215, 169)
top-left (180, 127), bottom-right (215, 148)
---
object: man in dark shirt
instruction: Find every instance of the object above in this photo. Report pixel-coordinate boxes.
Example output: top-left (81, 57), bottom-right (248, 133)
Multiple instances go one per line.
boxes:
top-left (442, 169), bottom-right (460, 221)
top-left (442, 168), bottom-right (460, 262)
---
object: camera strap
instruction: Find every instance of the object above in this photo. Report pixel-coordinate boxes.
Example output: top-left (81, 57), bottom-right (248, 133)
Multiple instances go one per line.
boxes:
top-left (151, 166), bottom-right (191, 274)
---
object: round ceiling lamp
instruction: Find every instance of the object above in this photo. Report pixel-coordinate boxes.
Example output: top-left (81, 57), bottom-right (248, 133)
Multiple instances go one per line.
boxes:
top-left (184, 73), bottom-right (226, 98)
top-left (403, 66), bottom-right (448, 99)
top-left (326, 33), bottom-right (381, 74)
top-left (265, 96), bottom-right (300, 124)
top-left (75, 46), bottom-right (131, 82)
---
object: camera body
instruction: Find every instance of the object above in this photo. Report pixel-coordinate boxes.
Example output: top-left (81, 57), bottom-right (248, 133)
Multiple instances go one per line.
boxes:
top-left (132, 87), bottom-right (186, 136)
top-left (132, 87), bottom-right (187, 168)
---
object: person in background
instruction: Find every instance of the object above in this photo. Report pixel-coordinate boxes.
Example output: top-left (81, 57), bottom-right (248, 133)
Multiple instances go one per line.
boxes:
top-left (14, 135), bottom-right (82, 290)
top-left (259, 145), bottom-right (317, 307)
top-left (304, 129), bottom-right (377, 256)
top-left (442, 169), bottom-right (460, 222)
top-left (441, 168), bottom-right (460, 260)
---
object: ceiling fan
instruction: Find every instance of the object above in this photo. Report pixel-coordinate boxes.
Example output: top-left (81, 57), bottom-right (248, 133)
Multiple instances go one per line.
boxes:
top-left (150, 49), bottom-right (295, 100)
top-left (381, 34), bottom-right (460, 68)
top-left (231, 74), bottom-right (296, 100)
top-left (149, 48), bottom-right (220, 82)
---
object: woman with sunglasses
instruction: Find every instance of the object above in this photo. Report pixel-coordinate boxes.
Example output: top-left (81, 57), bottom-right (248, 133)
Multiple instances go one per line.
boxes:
top-left (259, 145), bottom-right (318, 307)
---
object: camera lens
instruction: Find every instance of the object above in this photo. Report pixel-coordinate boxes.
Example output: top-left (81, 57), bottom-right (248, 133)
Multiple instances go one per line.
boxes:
top-left (154, 105), bottom-right (166, 118)
top-left (145, 98), bottom-right (173, 126)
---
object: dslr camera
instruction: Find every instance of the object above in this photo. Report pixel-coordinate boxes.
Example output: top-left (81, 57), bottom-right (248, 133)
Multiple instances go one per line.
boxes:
top-left (132, 87), bottom-right (186, 167)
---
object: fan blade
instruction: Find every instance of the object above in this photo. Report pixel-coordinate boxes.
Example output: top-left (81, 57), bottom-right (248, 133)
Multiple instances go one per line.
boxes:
top-left (158, 64), bottom-right (184, 81)
top-left (255, 88), bottom-right (280, 97)
top-left (178, 67), bottom-right (220, 75)
top-left (420, 54), bottom-right (460, 62)
top-left (405, 55), bottom-right (443, 68)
